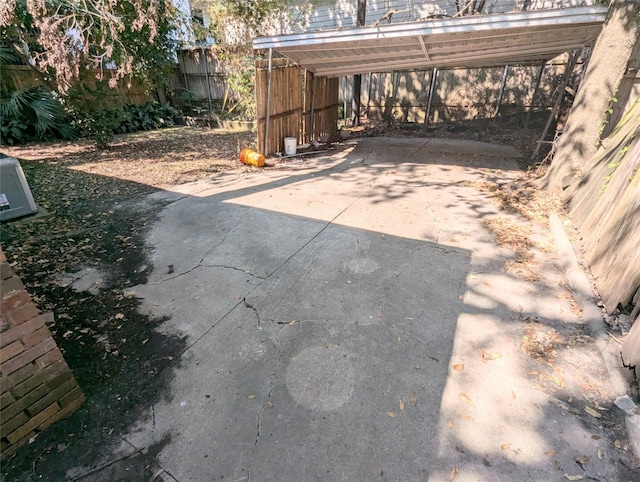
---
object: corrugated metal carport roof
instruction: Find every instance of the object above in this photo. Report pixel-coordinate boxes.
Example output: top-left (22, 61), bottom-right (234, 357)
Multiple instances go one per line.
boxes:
top-left (253, 6), bottom-right (609, 76)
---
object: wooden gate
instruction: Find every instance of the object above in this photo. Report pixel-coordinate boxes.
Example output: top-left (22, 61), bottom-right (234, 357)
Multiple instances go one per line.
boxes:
top-left (256, 58), bottom-right (338, 156)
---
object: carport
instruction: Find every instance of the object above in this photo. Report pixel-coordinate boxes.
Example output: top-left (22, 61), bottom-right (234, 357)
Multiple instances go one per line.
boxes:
top-left (252, 6), bottom-right (608, 155)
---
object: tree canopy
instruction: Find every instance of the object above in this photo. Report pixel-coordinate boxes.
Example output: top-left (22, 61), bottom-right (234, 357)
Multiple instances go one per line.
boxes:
top-left (0, 0), bottom-right (179, 92)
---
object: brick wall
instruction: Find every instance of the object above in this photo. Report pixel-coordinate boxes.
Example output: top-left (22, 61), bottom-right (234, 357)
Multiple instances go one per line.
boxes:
top-left (0, 247), bottom-right (84, 459)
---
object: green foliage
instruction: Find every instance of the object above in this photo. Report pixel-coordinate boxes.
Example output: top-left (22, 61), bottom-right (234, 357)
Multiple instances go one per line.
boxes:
top-left (1, 89), bottom-right (179, 148)
top-left (0, 86), bottom-right (76, 145)
top-left (1, 0), bottom-right (178, 93)
top-left (220, 59), bottom-right (256, 120)
top-left (194, 0), bottom-right (288, 45)
top-left (597, 94), bottom-right (618, 144)
top-left (71, 102), bottom-right (180, 149)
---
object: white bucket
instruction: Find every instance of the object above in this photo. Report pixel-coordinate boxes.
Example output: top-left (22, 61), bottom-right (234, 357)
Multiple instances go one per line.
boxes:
top-left (284, 137), bottom-right (297, 156)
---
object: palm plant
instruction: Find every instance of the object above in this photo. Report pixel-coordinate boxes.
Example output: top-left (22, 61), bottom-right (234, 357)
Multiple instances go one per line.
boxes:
top-left (1, 86), bottom-right (77, 144)
top-left (0, 46), bottom-right (76, 145)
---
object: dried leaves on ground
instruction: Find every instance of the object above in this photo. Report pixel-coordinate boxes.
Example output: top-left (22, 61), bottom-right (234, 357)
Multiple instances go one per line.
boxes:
top-left (3, 127), bottom-right (257, 188)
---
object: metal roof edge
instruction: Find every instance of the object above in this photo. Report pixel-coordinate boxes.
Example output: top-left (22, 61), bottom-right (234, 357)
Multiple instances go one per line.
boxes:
top-left (252, 6), bottom-right (609, 50)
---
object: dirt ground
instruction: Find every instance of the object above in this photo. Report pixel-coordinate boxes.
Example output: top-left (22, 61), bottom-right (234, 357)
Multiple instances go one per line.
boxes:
top-left (0, 118), bottom-right (562, 480)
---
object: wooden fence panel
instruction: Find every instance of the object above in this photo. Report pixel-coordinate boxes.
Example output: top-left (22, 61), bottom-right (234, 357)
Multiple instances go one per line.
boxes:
top-left (566, 97), bottom-right (640, 312)
top-left (304, 73), bottom-right (339, 144)
top-left (176, 49), bottom-right (227, 102)
top-left (256, 59), bottom-right (339, 156)
top-left (1, 66), bottom-right (151, 105)
top-left (338, 60), bottom-right (574, 122)
top-left (256, 59), bottom-right (303, 155)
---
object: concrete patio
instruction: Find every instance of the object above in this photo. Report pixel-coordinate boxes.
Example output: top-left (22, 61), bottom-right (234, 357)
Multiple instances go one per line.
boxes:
top-left (73, 137), bottom-right (631, 481)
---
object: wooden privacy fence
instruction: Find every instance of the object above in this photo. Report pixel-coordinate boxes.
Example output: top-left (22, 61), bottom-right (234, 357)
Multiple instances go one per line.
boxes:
top-left (1, 66), bottom-right (151, 105)
top-left (565, 97), bottom-right (640, 313)
top-left (255, 58), bottom-right (339, 155)
top-left (337, 56), bottom-right (581, 123)
top-left (175, 49), bottom-right (227, 108)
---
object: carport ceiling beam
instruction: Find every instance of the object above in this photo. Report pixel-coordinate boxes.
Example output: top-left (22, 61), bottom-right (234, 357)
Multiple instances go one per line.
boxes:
top-left (419, 36), bottom-right (431, 61)
top-left (253, 6), bottom-right (608, 77)
top-left (313, 42), bottom-right (587, 77)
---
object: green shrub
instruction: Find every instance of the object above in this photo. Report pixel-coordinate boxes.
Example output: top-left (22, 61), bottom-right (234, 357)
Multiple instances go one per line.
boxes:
top-left (1, 86), bottom-right (180, 148)
top-left (0, 86), bottom-right (76, 145)
top-left (70, 101), bottom-right (180, 148)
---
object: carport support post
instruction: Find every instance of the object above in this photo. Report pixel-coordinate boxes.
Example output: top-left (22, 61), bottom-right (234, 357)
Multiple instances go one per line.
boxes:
top-left (309, 73), bottom-right (317, 139)
top-left (424, 67), bottom-right (438, 126)
top-left (352, 0), bottom-right (366, 127)
top-left (264, 48), bottom-right (273, 155)
top-left (494, 65), bottom-right (509, 117)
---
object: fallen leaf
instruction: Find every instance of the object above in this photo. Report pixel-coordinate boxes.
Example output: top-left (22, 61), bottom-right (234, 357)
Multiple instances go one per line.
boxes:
top-left (479, 350), bottom-right (503, 362)
top-left (461, 414), bottom-right (474, 420)
top-left (289, 319), bottom-right (296, 326)
top-left (449, 467), bottom-right (460, 480)
top-left (614, 439), bottom-right (622, 449)
top-left (511, 390), bottom-right (517, 399)
top-left (544, 450), bottom-right (556, 457)
top-left (151, 468), bottom-right (165, 481)
top-left (591, 435), bottom-right (601, 440)
top-left (448, 420), bottom-right (454, 428)
top-left (452, 364), bottom-right (464, 371)
top-left (597, 448), bottom-right (605, 459)
top-left (141, 338), bottom-right (149, 345)
top-left (584, 406), bottom-right (602, 418)
top-left (564, 475), bottom-right (583, 481)
top-left (399, 400), bottom-right (404, 411)
top-left (248, 395), bottom-right (256, 400)
top-left (115, 313), bottom-right (125, 320)
top-left (410, 393), bottom-right (417, 406)
top-left (575, 455), bottom-right (590, 469)
top-left (459, 392), bottom-right (474, 406)
top-left (386, 411), bottom-right (395, 418)
top-left (501, 443), bottom-right (511, 450)
top-left (455, 446), bottom-right (465, 453)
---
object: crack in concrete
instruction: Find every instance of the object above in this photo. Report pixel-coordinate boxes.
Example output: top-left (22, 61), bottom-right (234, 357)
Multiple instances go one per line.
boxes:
top-left (247, 334), bottom-right (283, 482)
top-left (150, 209), bottom-right (250, 285)
top-left (243, 298), bottom-right (262, 331)
top-left (203, 264), bottom-right (266, 280)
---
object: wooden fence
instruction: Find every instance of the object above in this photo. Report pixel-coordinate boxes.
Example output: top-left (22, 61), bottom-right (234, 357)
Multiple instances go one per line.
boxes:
top-left (255, 58), bottom-right (339, 155)
top-left (174, 49), bottom-right (227, 107)
top-left (305, 73), bottom-right (340, 145)
top-left (1, 66), bottom-right (151, 105)
top-left (337, 57), bottom-right (579, 123)
top-left (564, 97), bottom-right (640, 313)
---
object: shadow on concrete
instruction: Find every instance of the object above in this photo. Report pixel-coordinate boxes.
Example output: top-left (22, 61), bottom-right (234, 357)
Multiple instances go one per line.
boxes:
top-left (2, 137), bottom-right (633, 480)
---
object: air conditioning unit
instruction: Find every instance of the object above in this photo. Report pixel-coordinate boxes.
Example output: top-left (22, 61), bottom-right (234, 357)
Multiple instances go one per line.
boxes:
top-left (0, 155), bottom-right (38, 221)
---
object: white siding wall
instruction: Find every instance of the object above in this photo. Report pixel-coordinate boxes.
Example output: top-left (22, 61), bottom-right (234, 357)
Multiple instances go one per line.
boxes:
top-left (283, 0), bottom-right (597, 33)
